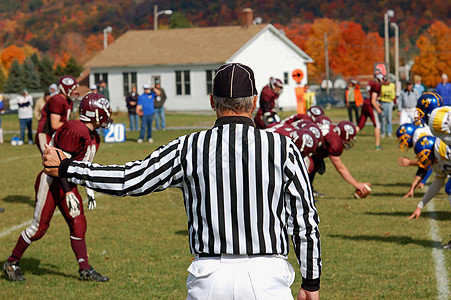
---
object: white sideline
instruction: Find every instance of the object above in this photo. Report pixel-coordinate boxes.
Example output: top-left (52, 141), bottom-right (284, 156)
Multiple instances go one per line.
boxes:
top-left (427, 201), bottom-right (450, 300)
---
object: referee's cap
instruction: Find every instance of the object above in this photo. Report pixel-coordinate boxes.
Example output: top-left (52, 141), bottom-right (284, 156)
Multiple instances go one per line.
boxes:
top-left (213, 63), bottom-right (257, 98)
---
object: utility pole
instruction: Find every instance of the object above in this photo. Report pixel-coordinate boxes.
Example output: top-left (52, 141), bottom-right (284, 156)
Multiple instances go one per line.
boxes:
top-left (324, 33), bottom-right (330, 95)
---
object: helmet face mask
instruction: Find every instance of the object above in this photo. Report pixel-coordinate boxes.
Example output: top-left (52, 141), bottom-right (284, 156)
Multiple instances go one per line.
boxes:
top-left (414, 136), bottom-right (436, 169)
top-left (396, 123), bottom-right (416, 151)
top-left (416, 149), bottom-right (433, 169)
top-left (335, 121), bottom-right (356, 150)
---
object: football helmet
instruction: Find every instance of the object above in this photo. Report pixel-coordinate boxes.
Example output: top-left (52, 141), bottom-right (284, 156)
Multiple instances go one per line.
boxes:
top-left (414, 136), bottom-right (436, 169)
top-left (263, 111), bottom-right (281, 127)
top-left (306, 106), bottom-right (325, 122)
top-left (282, 114), bottom-right (311, 125)
top-left (79, 93), bottom-right (113, 128)
top-left (416, 92), bottom-right (443, 125)
top-left (396, 123), bottom-right (417, 151)
top-left (291, 128), bottom-right (318, 156)
top-left (270, 78), bottom-right (283, 93)
top-left (57, 75), bottom-right (79, 100)
top-left (335, 121), bottom-right (357, 150)
top-left (305, 122), bottom-right (324, 147)
top-left (265, 123), bottom-right (295, 138)
top-left (315, 115), bottom-right (332, 127)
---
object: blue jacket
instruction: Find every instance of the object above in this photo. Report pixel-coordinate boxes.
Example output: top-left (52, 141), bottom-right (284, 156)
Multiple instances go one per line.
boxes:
top-left (138, 92), bottom-right (156, 115)
top-left (436, 82), bottom-right (451, 106)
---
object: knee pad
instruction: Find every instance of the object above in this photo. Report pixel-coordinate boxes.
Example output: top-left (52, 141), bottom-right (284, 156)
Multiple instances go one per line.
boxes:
top-left (26, 222), bottom-right (49, 241)
top-left (70, 214), bottom-right (87, 239)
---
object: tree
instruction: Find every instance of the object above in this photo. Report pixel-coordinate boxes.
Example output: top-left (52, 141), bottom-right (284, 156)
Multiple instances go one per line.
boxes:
top-left (63, 56), bottom-right (83, 78)
top-left (4, 60), bottom-right (24, 93)
top-left (38, 56), bottom-right (56, 90)
top-left (170, 12), bottom-right (192, 29)
top-left (54, 64), bottom-right (65, 79)
top-left (0, 68), bottom-right (6, 92)
top-left (22, 57), bottom-right (41, 92)
top-left (0, 45), bottom-right (26, 73)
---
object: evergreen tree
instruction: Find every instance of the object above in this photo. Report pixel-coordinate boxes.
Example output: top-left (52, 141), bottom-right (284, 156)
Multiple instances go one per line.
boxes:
top-left (30, 53), bottom-right (40, 68)
top-left (22, 57), bottom-right (41, 92)
top-left (4, 60), bottom-right (25, 93)
top-left (39, 56), bottom-right (56, 90)
top-left (63, 56), bottom-right (83, 78)
top-left (54, 64), bottom-right (65, 78)
top-left (170, 12), bottom-right (192, 29)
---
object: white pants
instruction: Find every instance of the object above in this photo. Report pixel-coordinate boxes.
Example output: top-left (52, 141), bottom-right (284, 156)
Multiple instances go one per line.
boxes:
top-left (400, 108), bottom-right (416, 125)
top-left (186, 254), bottom-right (295, 300)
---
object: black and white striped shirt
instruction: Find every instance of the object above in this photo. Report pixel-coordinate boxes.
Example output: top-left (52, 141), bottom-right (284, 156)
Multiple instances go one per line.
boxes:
top-left (60, 116), bottom-right (321, 287)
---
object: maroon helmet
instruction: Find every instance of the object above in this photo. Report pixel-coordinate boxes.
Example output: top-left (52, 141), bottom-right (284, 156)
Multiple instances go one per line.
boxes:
top-left (291, 127), bottom-right (318, 156)
top-left (283, 114), bottom-right (312, 125)
top-left (270, 78), bottom-right (283, 95)
top-left (305, 122), bottom-right (324, 147)
top-left (265, 123), bottom-right (295, 138)
top-left (334, 121), bottom-right (357, 149)
top-left (79, 93), bottom-right (113, 128)
top-left (315, 115), bottom-right (332, 127)
top-left (306, 106), bottom-right (325, 122)
top-left (57, 75), bottom-right (79, 100)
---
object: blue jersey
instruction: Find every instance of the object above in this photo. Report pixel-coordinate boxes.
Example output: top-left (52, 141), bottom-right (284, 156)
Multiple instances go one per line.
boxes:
top-left (138, 92), bottom-right (156, 115)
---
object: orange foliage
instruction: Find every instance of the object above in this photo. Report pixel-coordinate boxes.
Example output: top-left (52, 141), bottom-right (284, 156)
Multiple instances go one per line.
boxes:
top-left (0, 45), bottom-right (26, 71)
top-left (53, 52), bottom-right (71, 69)
top-left (411, 21), bottom-right (451, 87)
top-left (23, 44), bottom-right (39, 56)
top-left (279, 18), bottom-right (384, 83)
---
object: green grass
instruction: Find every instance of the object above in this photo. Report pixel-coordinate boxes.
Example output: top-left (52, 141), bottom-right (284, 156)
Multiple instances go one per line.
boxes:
top-left (1, 109), bottom-right (450, 299)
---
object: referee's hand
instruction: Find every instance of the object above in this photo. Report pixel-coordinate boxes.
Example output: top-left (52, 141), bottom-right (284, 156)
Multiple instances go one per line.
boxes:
top-left (42, 144), bottom-right (67, 177)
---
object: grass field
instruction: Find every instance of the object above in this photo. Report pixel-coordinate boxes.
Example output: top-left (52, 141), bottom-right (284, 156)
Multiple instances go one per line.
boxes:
top-left (1, 109), bottom-right (451, 299)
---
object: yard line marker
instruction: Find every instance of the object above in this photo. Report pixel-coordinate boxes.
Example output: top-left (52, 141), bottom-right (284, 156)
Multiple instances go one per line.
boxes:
top-left (0, 153), bottom-right (41, 163)
top-left (427, 201), bottom-right (450, 300)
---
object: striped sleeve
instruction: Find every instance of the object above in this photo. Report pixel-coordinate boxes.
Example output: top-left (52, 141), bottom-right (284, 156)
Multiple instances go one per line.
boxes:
top-left (284, 141), bottom-right (321, 286)
top-left (61, 137), bottom-right (185, 197)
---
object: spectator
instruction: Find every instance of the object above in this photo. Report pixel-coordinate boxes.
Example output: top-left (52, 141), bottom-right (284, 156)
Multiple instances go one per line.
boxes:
top-left (34, 90), bottom-right (51, 121)
top-left (126, 84), bottom-right (139, 131)
top-left (413, 75), bottom-right (428, 95)
top-left (345, 80), bottom-right (363, 125)
top-left (398, 81), bottom-right (419, 125)
top-left (379, 77), bottom-right (396, 138)
top-left (304, 84), bottom-right (317, 110)
top-left (98, 80), bottom-right (109, 99)
top-left (436, 73), bottom-right (451, 106)
top-left (90, 84), bottom-right (98, 93)
top-left (17, 89), bottom-right (34, 145)
top-left (137, 84), bottom-right (160, 143)
top-left (153, 83), bottom-right (167, 130)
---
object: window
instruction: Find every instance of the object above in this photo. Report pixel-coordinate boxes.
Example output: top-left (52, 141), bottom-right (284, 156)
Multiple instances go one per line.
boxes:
top-left (94, 73), bottom-right (108, 85)
top-left (122, 72), bottom-right (137, 96)
top-left (284, 72), bottom-right (289, 85)
top-left (175, 70), bottom-right (191, 95)
top-left (206, 70), bottom-right (216, 94)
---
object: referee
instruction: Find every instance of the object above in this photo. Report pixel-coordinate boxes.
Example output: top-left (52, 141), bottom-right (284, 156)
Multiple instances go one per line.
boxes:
top-left (42, 63), bottom-right (321, 300)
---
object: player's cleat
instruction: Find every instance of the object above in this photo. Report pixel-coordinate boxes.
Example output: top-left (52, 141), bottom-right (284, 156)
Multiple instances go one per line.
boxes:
top-left (442, 241), bottom-right (451, 250)
top-left (3, 259), bottom-right (25, 281)
top-left (78, 265), bottom-right (109, 282)
top-left (375, 145), bottom-right (383, 151)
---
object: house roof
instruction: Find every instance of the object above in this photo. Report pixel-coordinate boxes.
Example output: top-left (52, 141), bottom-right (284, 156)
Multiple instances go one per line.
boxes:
top-left (85, 24), bottom-right (312, 68)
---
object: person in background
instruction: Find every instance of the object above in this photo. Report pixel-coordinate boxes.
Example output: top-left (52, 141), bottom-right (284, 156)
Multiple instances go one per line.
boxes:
top-left (126, 84), bottom-right (139, 131)
top-left (17, 89), bottom-right (34, 145)
top-left (436, 73), bottom-right (451, 106)
top-left (153, 83), bottom-right (167, 130)
top-left (379, 77), bottom-right (396, 138)
top-left (49, 83), bottom-right (58, 97)
top-left (364, 73), bottom-right (384, 150)
top-left (304, 84), bottom-right (317, 110)
top-left (137, 84), bottom-right (160, 143)
top-left (34, 90), bottom-right (51, 121)
top-left (398, 81), bottom-right (419, 125)
top-left (254, 77), bottom-right (283, 129)
top-left (98, 80), bottom-right (109, 99)
top-left (345, 80), bottom-right (363, 125)
top-left (413, 75), bottom-right (427, 96)
top-left (90, 84), bottom-right (98, 93)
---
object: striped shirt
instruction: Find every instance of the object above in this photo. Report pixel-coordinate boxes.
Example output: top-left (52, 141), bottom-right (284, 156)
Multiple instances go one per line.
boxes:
top-left (59, 116), bottom-right (321, 287)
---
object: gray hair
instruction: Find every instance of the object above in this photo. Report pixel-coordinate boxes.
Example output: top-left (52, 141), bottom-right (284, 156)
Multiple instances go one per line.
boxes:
top-left (213, 95), bottom-right (255, 115)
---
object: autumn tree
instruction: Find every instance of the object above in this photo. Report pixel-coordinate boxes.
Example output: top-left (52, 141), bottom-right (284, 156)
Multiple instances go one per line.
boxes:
top-left (411, 21), bottom-right (451, 87)
top-left (4, 60), bottom-right (25, 93)
top-left (22, 57), bottom-right (41, 92)
top-left (0, 45), bottom-right (26, 74)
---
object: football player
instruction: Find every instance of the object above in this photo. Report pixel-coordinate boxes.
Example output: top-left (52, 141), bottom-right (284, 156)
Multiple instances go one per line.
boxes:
top-left (3, 93), bottom-right (112, 282)
top-left (356, 73), bottom-right (384, 150)
top-left (35, 75), bottom-right (79, 154)
top-left (254, 78), bottom-right (283, 129)
top-left (309, 119), bottom-right (371, 197)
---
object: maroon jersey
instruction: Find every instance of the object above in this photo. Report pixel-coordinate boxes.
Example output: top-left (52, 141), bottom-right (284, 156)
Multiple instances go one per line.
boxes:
top-left (259, 85), bottom-right (279, 113)
top-left (37, 94), bottom-right (73, 136)
top-left (368, 80), bottom-right (381, 98)
top-left (314, 130), bottom-right (344, 159)
top-left (52, 120), bottom-right (100, 162)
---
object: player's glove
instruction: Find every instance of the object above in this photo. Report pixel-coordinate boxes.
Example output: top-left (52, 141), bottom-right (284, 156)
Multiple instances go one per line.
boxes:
top-left (66, 192), bottom-right (80, 218)
top-left (86, 188), bottom-right (96, 210)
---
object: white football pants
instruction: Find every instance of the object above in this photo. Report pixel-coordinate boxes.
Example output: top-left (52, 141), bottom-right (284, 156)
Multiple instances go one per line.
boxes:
top-left (186, 254), bottom-right (295, 300)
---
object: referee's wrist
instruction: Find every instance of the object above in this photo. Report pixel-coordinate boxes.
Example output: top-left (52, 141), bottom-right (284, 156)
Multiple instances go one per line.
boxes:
top-left (301, 277), bottom-right (320, 291)
top-left (59, 158), bottom-right (72, 177)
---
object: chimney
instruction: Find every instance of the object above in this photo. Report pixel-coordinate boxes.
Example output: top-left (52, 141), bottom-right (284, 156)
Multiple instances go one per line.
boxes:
top-left (242, 8), bottom-right (253, 27)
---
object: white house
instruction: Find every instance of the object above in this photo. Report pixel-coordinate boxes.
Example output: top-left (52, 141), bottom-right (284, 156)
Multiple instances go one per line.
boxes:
top-left (85, 23), bottom-right (313, 112)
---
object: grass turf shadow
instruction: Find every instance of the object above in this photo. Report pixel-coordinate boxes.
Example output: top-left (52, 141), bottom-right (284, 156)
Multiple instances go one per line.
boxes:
top-left (1, 257), bottom-right (77, 281)
top-left (366, 210), bottom-right (451, 221)
top-left (2, 195), bottom-right (34, 207)
top-left (328, 233), bottom-right (442, 249)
